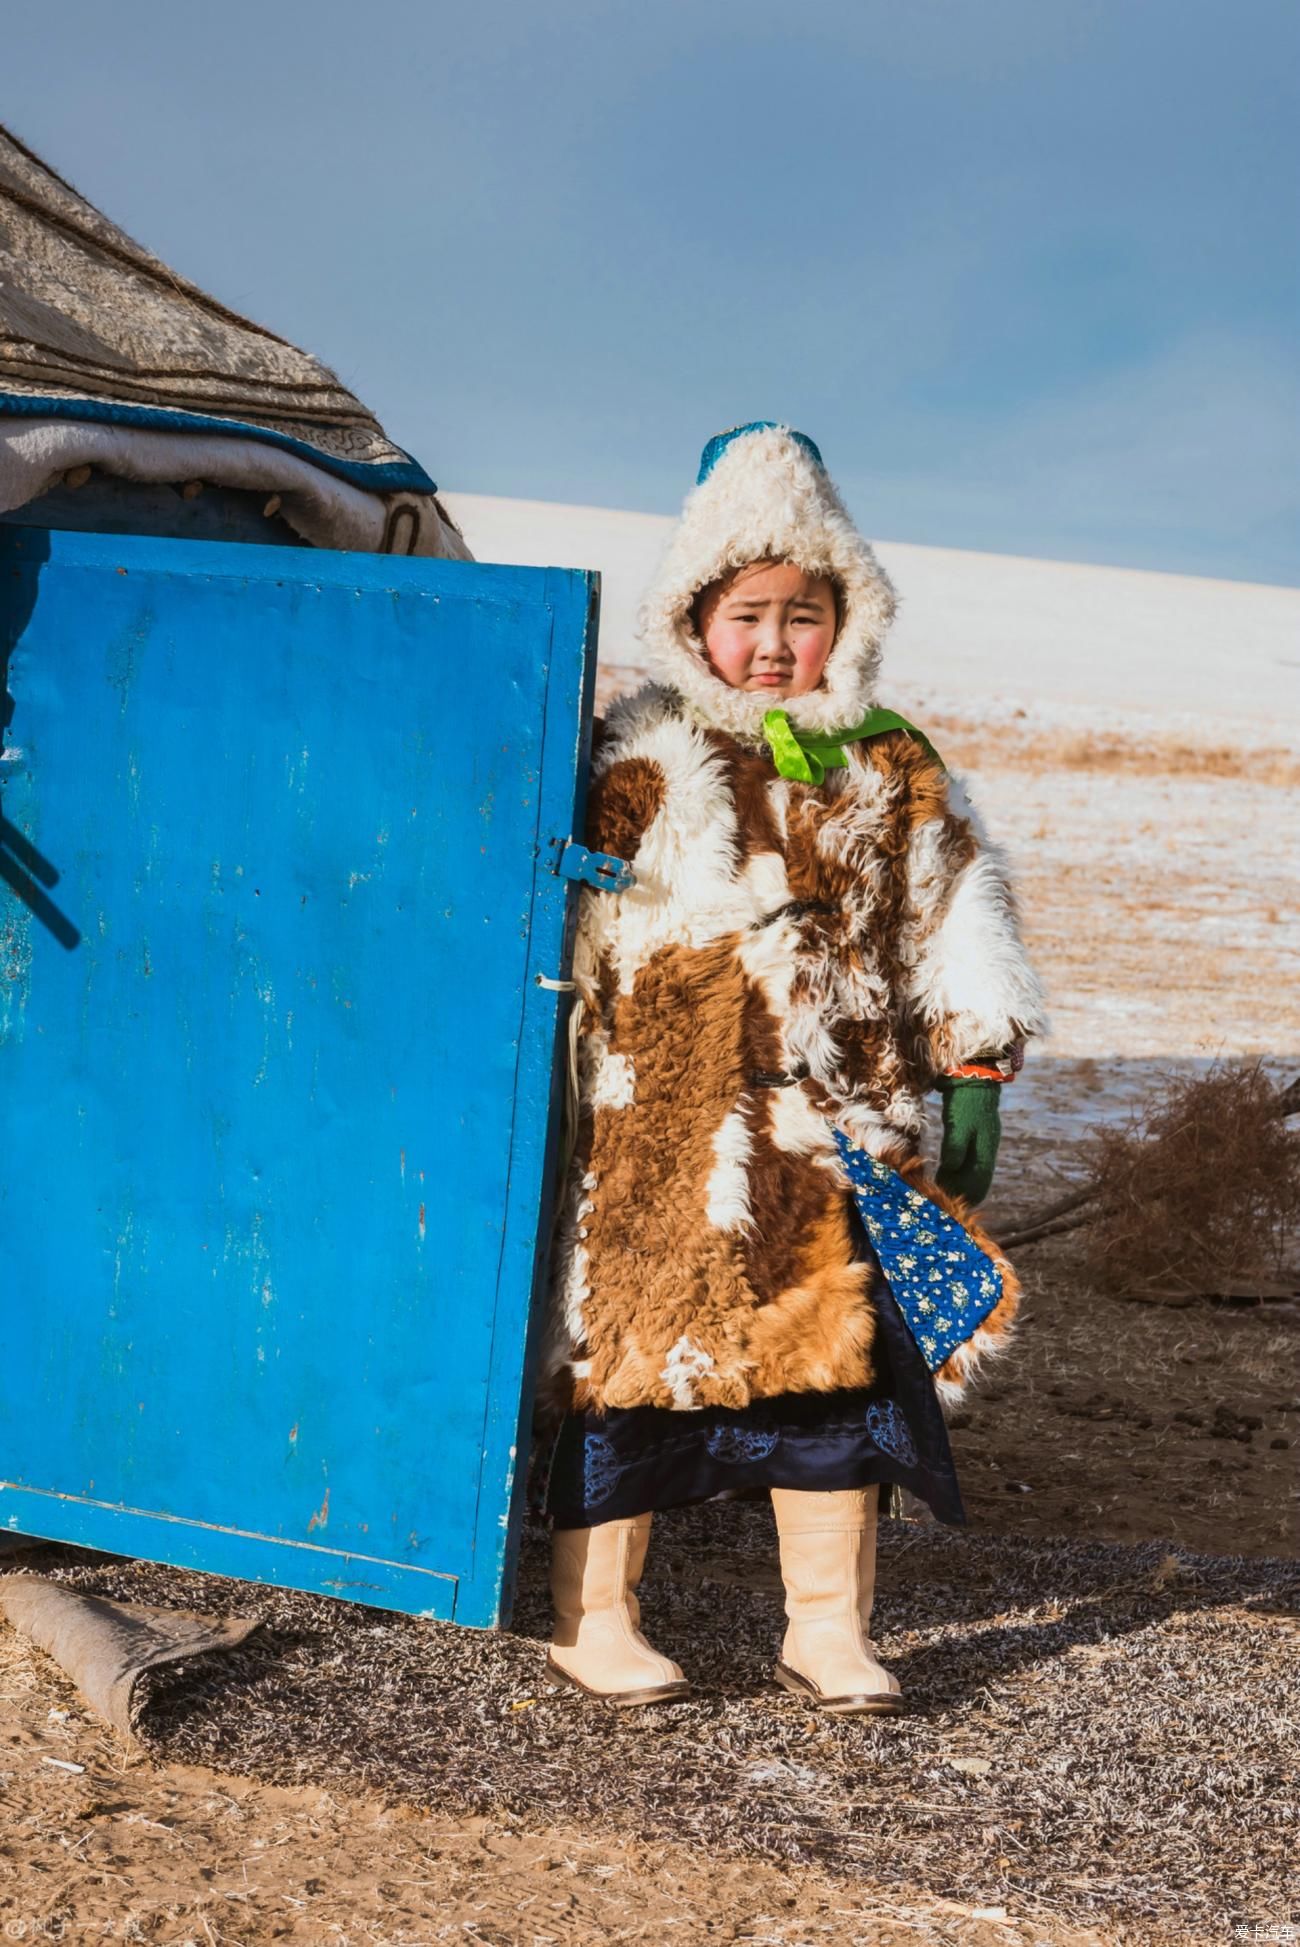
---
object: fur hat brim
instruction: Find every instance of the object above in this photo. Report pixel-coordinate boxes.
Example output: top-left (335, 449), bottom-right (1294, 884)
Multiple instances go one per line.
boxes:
top-left (637, 424), bottom-right (898, 743)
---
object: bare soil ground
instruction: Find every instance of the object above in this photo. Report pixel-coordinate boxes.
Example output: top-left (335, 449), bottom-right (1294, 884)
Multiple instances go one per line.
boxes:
top-left (965, 1083), bottom-right (1298, 1562)
top-left (2, 698), bottom-right (1296, 1947)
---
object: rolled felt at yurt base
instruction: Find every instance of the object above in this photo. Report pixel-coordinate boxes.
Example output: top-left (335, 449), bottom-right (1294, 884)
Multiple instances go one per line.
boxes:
top-left (0, 1573), bottom-right (262, 1742)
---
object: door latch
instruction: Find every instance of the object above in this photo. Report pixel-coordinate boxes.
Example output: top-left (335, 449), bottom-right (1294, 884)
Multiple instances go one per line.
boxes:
top-left (556, 841), bottom-right (636, 893)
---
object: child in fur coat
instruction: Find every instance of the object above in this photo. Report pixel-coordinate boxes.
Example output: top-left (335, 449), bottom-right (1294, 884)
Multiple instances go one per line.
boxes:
top-left (533, 423), bottom-right (1046, 1712)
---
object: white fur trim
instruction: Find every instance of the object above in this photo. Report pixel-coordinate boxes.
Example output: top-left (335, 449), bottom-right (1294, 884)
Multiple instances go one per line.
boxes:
top-left (735, 908), bottom-right (802, 1012)
top-left (704, 1106), bottom-right (755, 1232)
top-left (934, 1314), bottom-right (1019, 1408)
top-left (907, 790), bottom-right (1049, 1057)
top-left (767, 1084), bottom-right (838, 1158)
top-left (738, 847), bottom-right (793, 915)
top-left (589, 1047), bottom-right (636, 1110)
top-left (832, 1099), bottom-right (923, 1158)
top-left (660, 1335), bottom-right (716, 1409)
top-left (539, 1164), bottom-right (597, 1401)
top-left (637, 425), bottom-right (897, 746)
top-left (589, 697), bottom-right (743, 991)
top-left (582, 689), bottom-right (809, 997)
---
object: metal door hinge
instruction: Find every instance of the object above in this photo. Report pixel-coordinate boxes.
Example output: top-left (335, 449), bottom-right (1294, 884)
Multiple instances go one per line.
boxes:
top-left (556, 841), bottom-right (636, 893)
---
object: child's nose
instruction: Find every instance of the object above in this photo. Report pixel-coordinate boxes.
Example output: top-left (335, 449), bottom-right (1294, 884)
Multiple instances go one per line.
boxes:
top-left (758, 618), bottom-right (792, 661)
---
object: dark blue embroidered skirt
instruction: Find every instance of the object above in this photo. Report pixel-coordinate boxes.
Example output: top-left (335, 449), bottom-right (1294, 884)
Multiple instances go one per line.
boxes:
top-left (533, 1205), bottom-right (967, 1530)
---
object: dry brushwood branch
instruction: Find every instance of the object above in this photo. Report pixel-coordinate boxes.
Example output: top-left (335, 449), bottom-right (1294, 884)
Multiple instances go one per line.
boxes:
top-left (997, 1210), bottom-right (1094, 1250)
top-left (1091, 1061), bottom-right (1300, 1301)
top-left (995, 1183), bottom-right (1099, 1250)
top-left (998, 1061), bottom-right (1300, 1301)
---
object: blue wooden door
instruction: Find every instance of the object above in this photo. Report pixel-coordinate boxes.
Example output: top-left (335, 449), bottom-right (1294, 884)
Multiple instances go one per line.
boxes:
top-left (0, 527), bottom-right (598, 1625)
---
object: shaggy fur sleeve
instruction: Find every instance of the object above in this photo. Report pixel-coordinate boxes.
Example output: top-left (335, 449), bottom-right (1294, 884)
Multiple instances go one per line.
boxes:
top-left (902, 759), bottom-right (1048, 1075)
top-left (583, 751), bottom-right (666, 864)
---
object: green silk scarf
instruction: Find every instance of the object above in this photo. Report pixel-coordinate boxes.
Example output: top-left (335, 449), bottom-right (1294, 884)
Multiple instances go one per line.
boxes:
top-left (760, 706), bottom-right (945, 785)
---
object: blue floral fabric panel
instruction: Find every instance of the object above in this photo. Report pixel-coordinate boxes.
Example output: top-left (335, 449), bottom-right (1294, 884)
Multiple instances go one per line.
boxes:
top-left (833, 1128), bottom-right (1003, 1373)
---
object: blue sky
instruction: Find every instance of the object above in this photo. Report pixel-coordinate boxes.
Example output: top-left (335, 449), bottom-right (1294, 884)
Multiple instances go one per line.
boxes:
top-left (6, 0), bottom-right (1298, 584)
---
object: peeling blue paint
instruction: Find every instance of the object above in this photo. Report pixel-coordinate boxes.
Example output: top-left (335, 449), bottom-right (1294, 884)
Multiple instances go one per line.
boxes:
top-left (0, 529), bottom-right (599, 1626)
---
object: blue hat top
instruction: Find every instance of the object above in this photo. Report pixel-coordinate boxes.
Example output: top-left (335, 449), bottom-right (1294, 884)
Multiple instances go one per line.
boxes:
top-left (696, 421), bottom-right (825, 485)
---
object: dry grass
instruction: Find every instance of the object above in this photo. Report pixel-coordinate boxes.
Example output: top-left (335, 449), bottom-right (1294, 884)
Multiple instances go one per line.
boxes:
top-left (1082, 1062), bottom-right (1300, 1302)
top-left (924, 717), bottom-right (1300, 786)
top-left (5, 1512), bottom-right (1295, 1946)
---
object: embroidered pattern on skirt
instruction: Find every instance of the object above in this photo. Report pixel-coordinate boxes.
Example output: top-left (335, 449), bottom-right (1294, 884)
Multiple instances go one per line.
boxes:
top-left (865, 1399), bottom-right (918, 1466)
top-left (582, 1432), bottom-right (624, 1508)
top-left (705, 1425), bottom-right (782, 1465)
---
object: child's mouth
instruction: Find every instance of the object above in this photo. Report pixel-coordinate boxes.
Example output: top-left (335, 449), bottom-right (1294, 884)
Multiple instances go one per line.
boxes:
top-left (751, 671), bottom-right (790, 687)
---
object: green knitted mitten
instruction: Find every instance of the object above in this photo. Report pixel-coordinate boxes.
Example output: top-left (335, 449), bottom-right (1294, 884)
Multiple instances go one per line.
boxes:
top-left (935, 1077), bottom-right (1002, 1206)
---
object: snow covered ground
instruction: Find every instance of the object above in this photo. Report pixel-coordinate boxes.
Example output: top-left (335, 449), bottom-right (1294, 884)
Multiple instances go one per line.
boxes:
top-left (444, 491), bottom-right (1300, 745)
top-left (444, 491), bottom-right (1300, 1152)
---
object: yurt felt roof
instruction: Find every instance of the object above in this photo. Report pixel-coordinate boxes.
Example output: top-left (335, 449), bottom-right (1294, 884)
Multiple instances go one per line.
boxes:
top-left (0, 123), bottom-right (432, 494)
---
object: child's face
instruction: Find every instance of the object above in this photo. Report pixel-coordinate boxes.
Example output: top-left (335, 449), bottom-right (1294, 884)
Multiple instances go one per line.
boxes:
top-left (696, 560), bottom-right (838, 697)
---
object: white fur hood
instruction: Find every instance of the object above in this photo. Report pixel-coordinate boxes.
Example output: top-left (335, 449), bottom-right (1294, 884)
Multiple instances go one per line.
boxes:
top-left (637, 422), bottom-right (898, 745)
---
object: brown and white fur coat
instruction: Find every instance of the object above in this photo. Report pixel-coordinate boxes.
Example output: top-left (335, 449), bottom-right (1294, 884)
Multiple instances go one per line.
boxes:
top-left (540, 427), bottom-right (1047, 1421)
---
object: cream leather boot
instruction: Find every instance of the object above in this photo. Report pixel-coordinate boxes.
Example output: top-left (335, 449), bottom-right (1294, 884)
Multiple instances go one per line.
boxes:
top-left (545, 1514), bottom-right (692, 1706)
top-left (770, 1485), bottom-right (904, 1715)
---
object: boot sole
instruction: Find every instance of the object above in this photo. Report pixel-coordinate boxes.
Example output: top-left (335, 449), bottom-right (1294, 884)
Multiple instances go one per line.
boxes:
top-left (773, 1660), bottom-right (905, 1716)
top-left (543, 1655), bottom-right (693, 1708)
